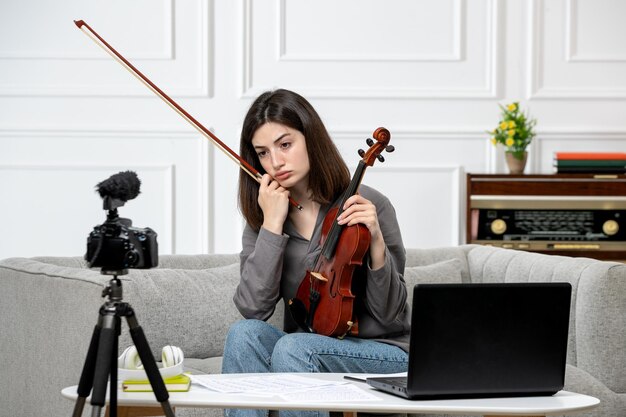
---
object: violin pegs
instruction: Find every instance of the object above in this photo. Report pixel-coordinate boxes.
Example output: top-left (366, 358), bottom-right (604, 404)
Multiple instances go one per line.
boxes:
top-left (358, 149), bottom-right (365, 157)
top-left (366, 138), bottom-right (374, 147)
top-left (377, 154), bottom-right (385, 163)
top-left (385, 145), bottom-right (395, 153)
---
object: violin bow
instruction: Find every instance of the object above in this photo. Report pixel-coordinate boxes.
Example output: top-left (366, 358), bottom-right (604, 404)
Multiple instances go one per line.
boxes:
top-left (74, 20), bottom-right (303, 211)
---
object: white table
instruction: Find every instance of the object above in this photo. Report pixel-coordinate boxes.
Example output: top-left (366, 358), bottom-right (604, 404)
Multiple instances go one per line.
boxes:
top-left (62, 373), bottom-right (600, 417)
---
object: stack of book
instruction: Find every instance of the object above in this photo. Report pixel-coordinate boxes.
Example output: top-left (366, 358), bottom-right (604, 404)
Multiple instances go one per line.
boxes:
top-left (554, 152), bottom-right (626, 174)
top-left (122, 373), bottom-right (191, 392)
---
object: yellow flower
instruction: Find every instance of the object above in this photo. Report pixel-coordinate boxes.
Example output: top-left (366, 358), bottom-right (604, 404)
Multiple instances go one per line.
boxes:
top-left (488, 102), bottom-right (536, 151)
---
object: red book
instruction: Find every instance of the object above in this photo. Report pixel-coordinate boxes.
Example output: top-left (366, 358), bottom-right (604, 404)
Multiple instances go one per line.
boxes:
top-left (554, 152), bottom-right (626, 161)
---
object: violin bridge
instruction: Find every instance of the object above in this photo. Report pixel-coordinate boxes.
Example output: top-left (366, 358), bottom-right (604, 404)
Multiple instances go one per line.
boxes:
top-left (310, 272), bottom-right (328, 282)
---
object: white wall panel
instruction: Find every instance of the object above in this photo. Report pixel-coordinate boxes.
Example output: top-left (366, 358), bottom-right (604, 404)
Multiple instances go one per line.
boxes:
top-left (0, 0), bottom-right (212, 96)
top-left (0, 0), bottom-right (174, 60)
top-left (0, 164), bottom-right (173, 258)
top-left (528, 0), bottom-right (626, 98)
top-left (363, 167), bottom-right (463, 248)
top-left (534, 130), bottom-right (626, 175)
top-left (279, 0), bottom-right (461, 61)
top-left (566, 0), bottom-right (626, 62)
top-left (242, 0), bottom-right (500, 98)
top-left (0, 130), bottom-right (209, 258)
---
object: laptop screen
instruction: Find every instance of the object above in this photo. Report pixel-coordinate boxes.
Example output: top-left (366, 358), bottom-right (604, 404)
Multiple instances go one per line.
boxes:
top-left (404, 283), bottom-right (571, 398)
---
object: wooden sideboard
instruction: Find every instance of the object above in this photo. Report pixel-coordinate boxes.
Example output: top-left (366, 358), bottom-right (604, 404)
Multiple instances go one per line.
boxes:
top-left (466, 174), bottom-right (626, 261)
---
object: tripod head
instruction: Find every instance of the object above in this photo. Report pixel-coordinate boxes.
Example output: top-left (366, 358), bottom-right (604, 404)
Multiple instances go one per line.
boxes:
top-left (101, 276), bottom-right (124, 304)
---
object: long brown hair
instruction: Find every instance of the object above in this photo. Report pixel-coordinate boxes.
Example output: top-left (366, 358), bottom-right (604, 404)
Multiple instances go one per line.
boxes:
top-left (239, 89), bottom-right (350, 230)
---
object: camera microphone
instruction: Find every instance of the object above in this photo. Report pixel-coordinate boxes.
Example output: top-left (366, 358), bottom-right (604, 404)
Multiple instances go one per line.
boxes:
top-left (97, 171), bottom-right (141, 211)
top-left (86, 170), bottom-right (158, 272)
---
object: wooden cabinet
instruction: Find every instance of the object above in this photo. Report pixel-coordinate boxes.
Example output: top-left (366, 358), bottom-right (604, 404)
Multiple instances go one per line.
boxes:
top-left (466, 174), bottom-right (626, 261)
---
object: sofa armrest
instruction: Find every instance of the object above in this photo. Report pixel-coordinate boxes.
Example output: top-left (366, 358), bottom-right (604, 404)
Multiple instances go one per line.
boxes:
top-left (576, 262), bottom-right (626, 394)
top-left (0, 258), bottom-right (111, 417)
top-left (465, 245), bottom-right (626, 395)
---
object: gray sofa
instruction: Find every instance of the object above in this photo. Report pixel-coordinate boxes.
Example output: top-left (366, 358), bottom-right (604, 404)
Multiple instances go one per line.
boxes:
top-left (0, 245), bottom-right (624, 417)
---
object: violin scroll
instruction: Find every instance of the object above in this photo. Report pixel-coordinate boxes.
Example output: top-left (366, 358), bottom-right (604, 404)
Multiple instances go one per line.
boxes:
top-left (358, 127), bottom-right (394, 166)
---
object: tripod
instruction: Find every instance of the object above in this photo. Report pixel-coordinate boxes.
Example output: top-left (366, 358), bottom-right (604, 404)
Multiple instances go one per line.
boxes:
top-left (71, 269), bottom-right (176, 417)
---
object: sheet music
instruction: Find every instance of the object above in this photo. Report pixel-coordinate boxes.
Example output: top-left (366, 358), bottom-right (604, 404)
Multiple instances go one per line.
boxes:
top-left (279, 383), bottom-right (382, 402)
top-left (190, 374), bottom-right (347, 395)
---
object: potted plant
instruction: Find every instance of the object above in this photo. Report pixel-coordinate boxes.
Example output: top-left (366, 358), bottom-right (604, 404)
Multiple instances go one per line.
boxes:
top-left (489, 102), bottom-right (537, 174)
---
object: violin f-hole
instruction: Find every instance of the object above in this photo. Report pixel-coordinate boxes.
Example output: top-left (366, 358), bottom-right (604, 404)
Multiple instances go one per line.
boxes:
top-left (329, 269), bottom-right (338, 298)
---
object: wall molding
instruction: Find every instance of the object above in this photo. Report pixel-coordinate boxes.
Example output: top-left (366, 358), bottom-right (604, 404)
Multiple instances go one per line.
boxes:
top-left (527, 0), bottom-right (626, 99)
top-left (0, 127), bottom-right (206, 139)
top-left (533, 130), bottom-right (626, 173)
top-left (0, 128), bottom-right (213, 254)
top-left (242, 0), bottom-right (500, 99)
top-left (277, 0), bottom-right (464, 62)
top-left (565, 0), bottom-right (626, 62)
top-left (345, 164), bottom-right (463, 246)
top-left (0, 163), bottom-right (175, 251)
top-left (0, 125), bottom-right (496, 138)
top-left (0, 0), bottom-right (212, 98)
top-left (330, 127), bottom-right (488, 139)
top-left (0, 0), bottom-right (175, 60)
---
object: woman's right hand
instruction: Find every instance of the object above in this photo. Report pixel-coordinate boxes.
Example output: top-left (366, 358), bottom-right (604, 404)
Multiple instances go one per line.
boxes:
top-left (259, 174), bottom-right (290, 235)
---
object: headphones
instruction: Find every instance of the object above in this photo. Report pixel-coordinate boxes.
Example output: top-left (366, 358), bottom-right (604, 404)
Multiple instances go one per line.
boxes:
top-left (118, 345), bottom-right (184, 369)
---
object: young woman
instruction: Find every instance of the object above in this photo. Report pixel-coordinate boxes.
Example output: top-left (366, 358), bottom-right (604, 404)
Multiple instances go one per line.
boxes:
top-left (222, 89), bottom-right (410, 417)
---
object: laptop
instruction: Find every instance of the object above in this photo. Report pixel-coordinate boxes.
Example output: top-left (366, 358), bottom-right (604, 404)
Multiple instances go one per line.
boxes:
top-left (367, 282), bottom-right (571, 400)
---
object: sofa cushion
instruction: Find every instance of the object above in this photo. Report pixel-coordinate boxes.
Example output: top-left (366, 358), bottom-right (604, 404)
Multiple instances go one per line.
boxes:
top-left (120, 263), bottom-right (243, 359)
top-left (405, 247), bottom-right (471, 283)
top-left (403, 258), bottom-right (463, 308)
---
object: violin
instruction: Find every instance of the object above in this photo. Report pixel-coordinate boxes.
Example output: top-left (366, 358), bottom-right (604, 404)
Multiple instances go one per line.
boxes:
top-left (289, 128), bottom-right (394, 338)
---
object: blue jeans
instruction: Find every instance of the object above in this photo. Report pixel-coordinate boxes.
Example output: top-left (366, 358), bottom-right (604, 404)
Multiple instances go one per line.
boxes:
top-left (221, 319), bottom-right (408, 417)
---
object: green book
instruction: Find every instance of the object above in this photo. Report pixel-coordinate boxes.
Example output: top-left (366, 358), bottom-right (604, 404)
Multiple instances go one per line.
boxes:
top-left (122, 373), bottom-right (191, 392)
top-left (555, 159), bottom-right (626, 168)
top-left (555, 166), bottom-right (626, 174)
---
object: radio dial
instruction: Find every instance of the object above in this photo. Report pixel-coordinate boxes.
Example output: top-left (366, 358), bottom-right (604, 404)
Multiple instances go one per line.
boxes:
top-left (490, 219), bottom-right (507, 235)
top-left (602, 220), bottom-right (619, 236)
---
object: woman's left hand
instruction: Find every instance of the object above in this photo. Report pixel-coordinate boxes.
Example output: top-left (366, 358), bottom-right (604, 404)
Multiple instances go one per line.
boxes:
top-left (337, 195), bottom-right (381, 238)
top-left (337, 195), bottom-right (386, 269)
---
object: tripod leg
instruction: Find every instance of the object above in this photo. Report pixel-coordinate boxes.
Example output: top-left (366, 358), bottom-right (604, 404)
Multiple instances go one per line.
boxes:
top-left (125, 312), bottom-right (176, 417)
top-left (72, 320), bottom-right (102, 417)
top-left (109, 315), bottom-right (121, 417)
top-left (91, 314), bottom-right (117, 417)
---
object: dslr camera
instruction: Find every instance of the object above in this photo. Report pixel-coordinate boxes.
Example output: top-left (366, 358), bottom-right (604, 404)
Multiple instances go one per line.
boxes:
top-left (86, 171), bottom-right (158, 274)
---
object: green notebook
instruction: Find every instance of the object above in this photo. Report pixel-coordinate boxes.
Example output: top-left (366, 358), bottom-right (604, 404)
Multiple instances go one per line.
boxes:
top-left (122, 373), bottom-right (191, 392)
